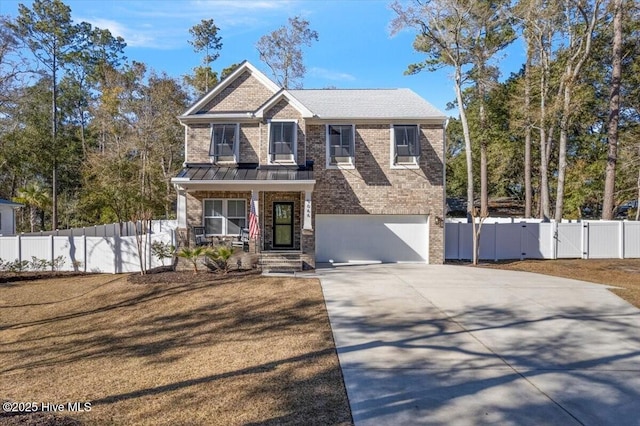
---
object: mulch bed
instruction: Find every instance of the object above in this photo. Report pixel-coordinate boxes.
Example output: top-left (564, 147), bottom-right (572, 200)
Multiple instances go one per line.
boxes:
top-left (0, 272), bottom-right (90, 284)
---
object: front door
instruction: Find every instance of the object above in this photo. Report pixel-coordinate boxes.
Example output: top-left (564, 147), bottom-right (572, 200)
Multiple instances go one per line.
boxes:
top-left (273, 202), bottom-right (294, 248)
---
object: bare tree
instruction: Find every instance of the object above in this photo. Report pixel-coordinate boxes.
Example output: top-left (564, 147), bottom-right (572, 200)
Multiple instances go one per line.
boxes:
top-left (256, 16), bottom-right (318, 89)
top-left (602, 0), bottom-right (623, 219)
top-left (554, 0), bottom-right (604, 221)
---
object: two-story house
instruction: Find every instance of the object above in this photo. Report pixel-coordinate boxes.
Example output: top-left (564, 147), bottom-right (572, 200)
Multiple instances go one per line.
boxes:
top-left (172, 61), bottom-right (446, 270)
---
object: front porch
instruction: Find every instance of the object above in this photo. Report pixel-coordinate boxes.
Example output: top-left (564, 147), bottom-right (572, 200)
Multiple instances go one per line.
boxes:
top-left (172, 164), bottom-right (316, 271)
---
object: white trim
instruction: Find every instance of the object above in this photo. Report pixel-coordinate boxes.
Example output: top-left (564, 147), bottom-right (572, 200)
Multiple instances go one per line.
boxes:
top-left (325, 124), bottom-right (355, 170)
top-left (178, 112), bottom-right (256, 124)
top-left (182, 61), bottom-right (279, 117)
top-left (203, 198), bottom-right (247, 236)
top-left (390, 124), bottom-right (421, 170)
top-left (209, 123), bottom-right (240, 164)
top-left (182, 123), bottom-right (188, 166)
top-left (255, 90), bottom-right (314, 118)
top-left (267, 119), bottom-right (298, 165)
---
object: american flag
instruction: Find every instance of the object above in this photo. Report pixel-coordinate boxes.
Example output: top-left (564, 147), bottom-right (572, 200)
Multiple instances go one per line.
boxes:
top-left (249, 192), bottom-right (260, 240)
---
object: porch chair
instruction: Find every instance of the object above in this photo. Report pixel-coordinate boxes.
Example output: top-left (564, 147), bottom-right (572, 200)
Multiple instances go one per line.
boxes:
top-left (231, 228), bottom-right (250, 252)
top-left (192, 226), bottom-right (208, 246)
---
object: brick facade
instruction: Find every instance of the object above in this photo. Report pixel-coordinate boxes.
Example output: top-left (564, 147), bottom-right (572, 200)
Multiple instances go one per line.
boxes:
top-left (201, 71), bottom-right (273, 113)
top-left (179, 69), bottom-right (445, 265)
top-left (306, 123), bottom-right (445, 263)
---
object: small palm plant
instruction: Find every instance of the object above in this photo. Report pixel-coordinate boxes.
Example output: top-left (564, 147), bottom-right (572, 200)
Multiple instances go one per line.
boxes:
top-left (205, 246), bottom-right (235, 274)
top-left (177, 246), bottom-right (211, 273)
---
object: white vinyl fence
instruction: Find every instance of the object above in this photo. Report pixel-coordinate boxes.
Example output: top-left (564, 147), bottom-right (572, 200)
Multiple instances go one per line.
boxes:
top-left (19, 220), bottom-right (176, 237)
top-left (0, 220), bottom-right (177, 273)
top-left (445, 220), bottom-right (640, 261)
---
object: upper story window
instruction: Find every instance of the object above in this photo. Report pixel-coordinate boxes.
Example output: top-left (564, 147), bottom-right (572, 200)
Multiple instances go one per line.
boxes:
top-left (326, 124), bottom-right (355, 168)
top-left (392, 125), bottom-right (420, 168)
top-left (269, 121), bottom-right (296, 164)
top-left (209, 124), bottom-right (238, 163)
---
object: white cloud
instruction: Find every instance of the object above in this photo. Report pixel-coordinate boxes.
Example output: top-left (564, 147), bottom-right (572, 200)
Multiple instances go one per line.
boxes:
top-left (75, 0), bottom-right (300, 50)
top-left (79, 17), bottom-right (157, 48)
top-left (309, 67), bottom-right (356, 82)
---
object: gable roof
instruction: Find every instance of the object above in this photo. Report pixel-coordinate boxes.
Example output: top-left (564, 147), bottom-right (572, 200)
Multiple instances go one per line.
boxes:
top-left (254, 89), bottom-right (314, 119)
top-left (179, 60), bottom-right (445, 122)
top-left (181, 61), bottom-right (280, 117)
top-left (288, 88), bottom-right (445, 120)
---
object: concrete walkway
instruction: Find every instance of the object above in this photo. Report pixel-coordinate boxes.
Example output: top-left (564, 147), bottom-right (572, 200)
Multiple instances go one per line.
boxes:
top-left (316, 264), bottom-right (640, 426)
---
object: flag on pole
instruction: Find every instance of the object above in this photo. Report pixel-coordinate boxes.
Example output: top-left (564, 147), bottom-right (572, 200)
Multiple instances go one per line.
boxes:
top-left (249, 191), bottom-right (260, 240)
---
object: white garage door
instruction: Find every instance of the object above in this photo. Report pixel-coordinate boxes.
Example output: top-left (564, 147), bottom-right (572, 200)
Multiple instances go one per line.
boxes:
top-left (316, 214), bottom-right (429, 263)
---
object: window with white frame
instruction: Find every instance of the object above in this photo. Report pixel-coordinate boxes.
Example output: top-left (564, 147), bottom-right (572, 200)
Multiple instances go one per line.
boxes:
top-left (203, 199), bottom-right (246, 235)
top-left (209, 124), bottom-right (238, 162)
top-left (326, 124), bottom-right (355, 167)
top-left (392, 125), bottom-right (420, 166)
top-left (269, 121), bottom-right (296, 163)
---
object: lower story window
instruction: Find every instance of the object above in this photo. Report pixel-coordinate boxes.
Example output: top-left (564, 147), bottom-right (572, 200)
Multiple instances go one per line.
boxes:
top-left (203, 199), bottom-right (246, 235)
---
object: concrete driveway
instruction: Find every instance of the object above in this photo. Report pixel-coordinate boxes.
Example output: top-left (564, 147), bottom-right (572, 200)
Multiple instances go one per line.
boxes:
top-left (316, 264), bottom-right (640, 426)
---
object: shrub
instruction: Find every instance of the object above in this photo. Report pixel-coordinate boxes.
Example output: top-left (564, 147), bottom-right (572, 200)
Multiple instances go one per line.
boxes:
top-left (151, 241), bottom-right (176, 267)
top-left (204, 246), bottom-right (235, 274)
top-left (29, 256), bottom-right (49, 271)
top-left (49, 255), bottom-right (65, 271)
top-left (177, 246), bottom-right (212, 273)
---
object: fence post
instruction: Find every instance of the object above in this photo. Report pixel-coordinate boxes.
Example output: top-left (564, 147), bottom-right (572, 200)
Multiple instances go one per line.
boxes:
top-left (494, 223), bottom-right (498, 262)
top-left (582, 222), bottom-right (589, 259)
top-left (83, 234), bottom-right (87, 272)
top-left (619, 221), bottom-right (625, 259)
top-left (551, 222), bottom-right (558, 260)
top-left (457, 222), bottom-right (462, 260)
top-left (50, 234), bottom-right (54, 271)
top-left (520, 223), bottom-right (525, 261)
top-left (17, 234), bottom-right (21, 264)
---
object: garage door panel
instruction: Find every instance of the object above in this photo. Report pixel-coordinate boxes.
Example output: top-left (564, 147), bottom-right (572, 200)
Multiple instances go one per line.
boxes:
top-left (316, 215), bottom-right (429, 263)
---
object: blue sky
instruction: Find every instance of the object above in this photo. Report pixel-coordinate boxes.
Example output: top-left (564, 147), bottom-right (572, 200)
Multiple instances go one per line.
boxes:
top-left (0, 0), bottom-right (526, 114)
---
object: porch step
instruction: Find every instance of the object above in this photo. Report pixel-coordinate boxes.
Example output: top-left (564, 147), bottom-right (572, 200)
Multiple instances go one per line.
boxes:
top-left (259, 251), bottom-right (303, 273)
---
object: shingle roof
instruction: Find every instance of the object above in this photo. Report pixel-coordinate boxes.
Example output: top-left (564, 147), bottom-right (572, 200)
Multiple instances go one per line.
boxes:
top-left (288, 88), bottom-right (445, 119)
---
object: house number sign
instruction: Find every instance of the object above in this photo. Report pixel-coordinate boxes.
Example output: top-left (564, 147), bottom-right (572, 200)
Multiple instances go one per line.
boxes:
top-left (304, 190), bottom-right (312, 230)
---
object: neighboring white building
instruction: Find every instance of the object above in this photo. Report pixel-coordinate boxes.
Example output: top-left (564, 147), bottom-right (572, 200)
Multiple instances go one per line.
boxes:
top-left (0, 199), bottom-right (23, 236)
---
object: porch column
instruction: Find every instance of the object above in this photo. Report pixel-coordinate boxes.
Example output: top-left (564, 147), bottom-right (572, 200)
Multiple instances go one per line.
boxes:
top-left (303, 190), bottom-right (312, 230)
top-left (177, 189), bottom-right (187, 228)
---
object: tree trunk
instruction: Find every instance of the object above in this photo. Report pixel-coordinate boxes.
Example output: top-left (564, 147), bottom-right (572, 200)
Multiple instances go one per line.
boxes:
top-left (51, 50), bottom-right (58, 231)
top-left (554, 1), bottom-right (601, 221)
top-left (539, 75), bottom-right (550, 220)
top-left (524, 47), bottom-right (532, 218)
top-left (602, 0), bottom-right (622, 220)
top-left (454, 66), bottom-right (474, 220)
top-left (479, 101), bottom-right (488, 217)
top-left (636, 168), bottom-right (640, 221)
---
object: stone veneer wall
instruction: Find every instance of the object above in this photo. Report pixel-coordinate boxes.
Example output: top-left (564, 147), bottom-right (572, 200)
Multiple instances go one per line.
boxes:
top-left (306, 123), bottom-right (445, 264)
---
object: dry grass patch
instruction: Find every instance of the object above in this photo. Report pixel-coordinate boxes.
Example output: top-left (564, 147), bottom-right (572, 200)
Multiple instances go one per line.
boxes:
top-left (478, 258), bottom-right (640, 308)
top-left (0, 273), bottom-right (351, 425)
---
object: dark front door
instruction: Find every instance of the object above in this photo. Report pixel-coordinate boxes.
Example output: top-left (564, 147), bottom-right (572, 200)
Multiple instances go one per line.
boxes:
top-left (273, 202), bottom-right (294, 248)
